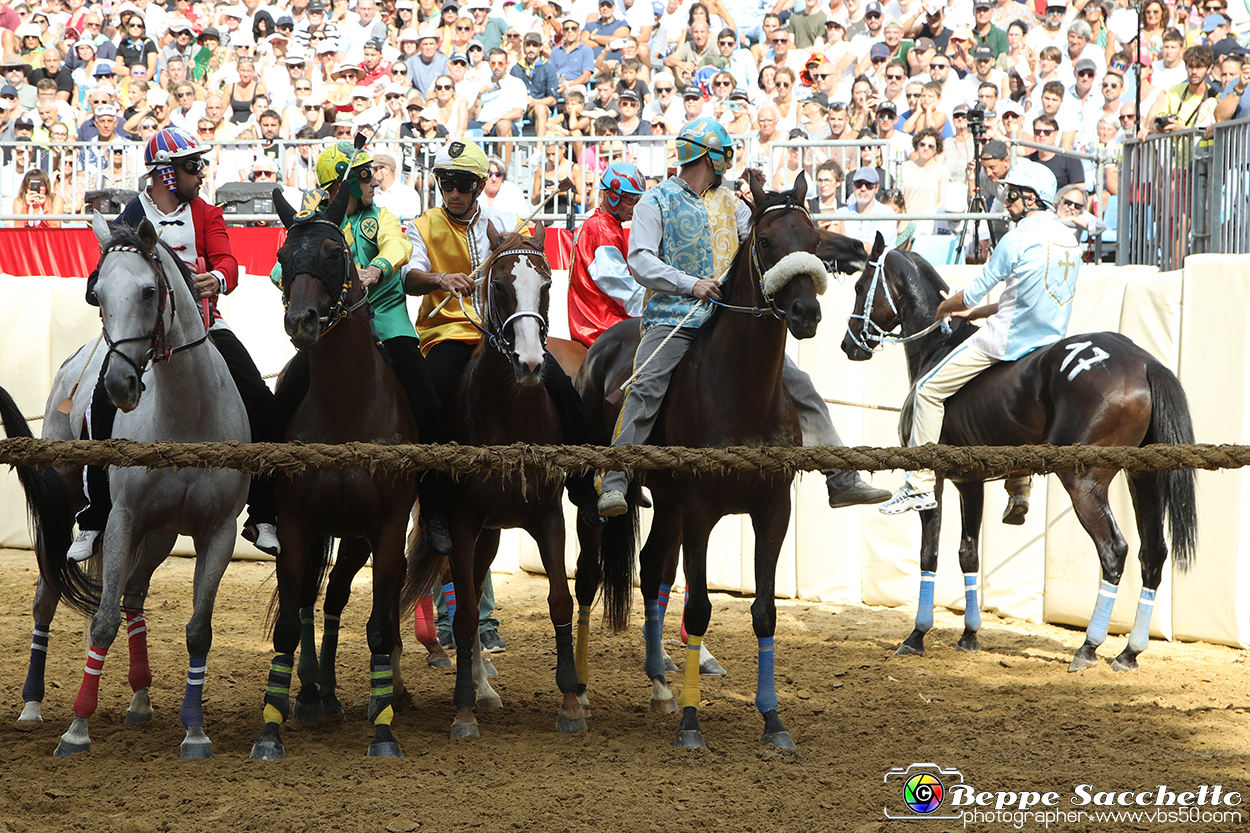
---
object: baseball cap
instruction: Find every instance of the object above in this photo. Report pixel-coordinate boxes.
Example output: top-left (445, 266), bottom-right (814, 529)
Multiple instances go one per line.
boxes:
top-left (1045, 0), bottom-right (1065, 8)
top-left (870, 43), bottom-right (890, 60)
top-left (974, 0), bottom-right (992, 7)
top-left (351, 85), bottom-right (373, 98)
top-left (652, 0), bottom-right (665, 13)
top-left (999, 100), bottom-right (1023, 116)
top-left (198, 27), bottom-right (221, 42)
top-left (915, 36), bottom-right (936, 51)
top-left (1074, 58), bottom-right (1097, 73)
top-left (807, 91), bottom-right (829, 108)
top-left (981, 139), bottom-right (1008, 159)
top-left (952, 103), bottom-right (969, 115)
top-left (384, 81), bottom-right (407, 96)
top-left (317, 38), bottom-right (340, 54)
top-left (883, 18), bottom-right (902, 30)
top-left (1, 84), bottom-right (18, 96)
top-left (682, 86), bottom-right (702, 98)
top-left (14, 114), bottom-right (34, 128)
top-left (364, 37), bottom-right (385, 51)
top-left (306, 0), bottom-right (326, 10)
top-left (223, 5), bottom-right (244, 18)
top-left (94, 104), bottom-right (119, 118)
top-left (449, 51), bottom-right (468, 63)
top-left (972, 44), bottom-right (994, 61)
top-left (851, 166), bottom-right (879, 184)
top-left (465, 0), bottom-right (490, 8)
top-left (522, 31), bottom-right (543, 44)
top-left (442, 0), bottom-right (459, 10)
top-left (285, 46), bottom-right (309, 63)
top-left (864, 0), bottom-right (883, 14)
top-left (1202, 13), bottom-right (1226, 32)
top-left (167, 19), bottom-right (193, 34)
top-left (147, 88), bottom-right (170, 107)
top-left (728, 88), bottom-right (749, 101)
top-left (923, 0), bottom-right (944, 14)
top-left (876, 98), bottom-right (897, 113)
top-left (417, 27), bottom-right (440, 41)
top-left (277, 14), bottom-right (295, 26)
top-left (619, 87), bottom-right (640, 102)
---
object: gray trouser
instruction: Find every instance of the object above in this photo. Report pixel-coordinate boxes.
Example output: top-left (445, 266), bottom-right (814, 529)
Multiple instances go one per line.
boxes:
top-left (598, 323), bottom-right (854, 496)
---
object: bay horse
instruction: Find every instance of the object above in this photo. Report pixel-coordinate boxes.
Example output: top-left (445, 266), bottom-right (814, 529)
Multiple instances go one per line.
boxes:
top-left (403, 222), bottom-right (588, 738)
top-left (249, 185), bottom-right (418, 760)
top-left (34, 215), bottom-right (250, 758)
top-left (840, 235), bottom-right (1198, 671)
top-left (595, 174), bottom-right (853, 749)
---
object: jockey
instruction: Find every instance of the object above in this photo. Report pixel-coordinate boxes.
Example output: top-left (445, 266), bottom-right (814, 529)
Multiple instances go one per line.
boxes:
top-left (402, 138), bottom-right (603, 524)
top-left (270, 139), bottom-right (453, 554)
top-left (880, 160), bottom-right (1080, 520)
top-left (71, 126), bottom-right (280, 562)
top-left (567, 161), bottom-right (647, 347)
top-left (596, 117), bottom-right (890, 518)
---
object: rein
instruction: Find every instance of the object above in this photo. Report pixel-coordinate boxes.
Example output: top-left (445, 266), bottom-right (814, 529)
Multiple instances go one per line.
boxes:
top-left (471, 244), bottom-right (550, 356)
top-left (280, 217), bottom-right (369, 337)
top-left (847, 250), bottom-right (950, 354)
top-left (99, 243), bottom-right (209, 385)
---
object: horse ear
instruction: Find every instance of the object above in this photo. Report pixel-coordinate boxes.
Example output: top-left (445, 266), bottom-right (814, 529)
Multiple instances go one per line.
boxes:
top-left (530, 221), bottom-right (545, 250)
top-left (274, 188), bottom-right (297, 228)
top-left (324, 180), bottom-right (350, 227)
top-left (791, 170), bottom-right (808, 205)
top-left (486, 218), bottom-right (501, 249)
top-left (91, 211), bottom-right (110, 245)
top-left (748, 171), bottom-right (766, 214)
top-left (871, 231), bottom-right (887, 261)
top-left (136, 217), bottom-right (159, 253)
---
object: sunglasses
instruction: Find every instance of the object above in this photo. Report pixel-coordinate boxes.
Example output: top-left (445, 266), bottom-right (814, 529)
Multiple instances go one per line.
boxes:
top-left (1034, 127), bottom-right (1055, 135)
top-left (886, 72), bottom-right (905, 79)
top-left (488, 171), bottom-right (504, 178)
top-left (456, 24), bottom-right (472, 30)
top-left (393, 67), bottom-right (408, 74)
top-left (289, 62), bottom-right (306, 68)
top-left (507, 32), bottom-right (520, 38)
top-left (872, 57), bottom-right (886, 63)
top-left (1061, 198), bottom-right (1085, 209)
top-left (177, 157), bottom-right (209, 174)
top-left (771, 37), bottom-right (787, 44)
top-left (563, 24), bottom-right (578, 30)
top-left (776, 81), bottom-right (791, 88)
top-left (656, 86), bottom-right (673, 92)
top-left (713, 80), bottom-right (731, 86)
top-left (253, 170), bottom-right (277, 177)
top-left (918, 141), bottom-right (936, 149)
top-left (489, 60), bottom-right (508, 66)
top-left (930, 62), bottom-right (949, 69)
top-left (140, 121), bottom-right (158, 129)
top-left (434, 83), bottom-right (452, 90)
top-left (177, 90), bottom-right (195, 98)
top-left (1077, 70), bottom-right (1095, 77)
top-left (1120, 114), bottom-right (1135, 121)
top-left (437, 171), bottom-right (479, 192)
top-left (198, 127), bottom-right (215, 133)
top-left (853, 180), bottom-right (877, 189)
top-left (719, 39), bottom-right (735, 45)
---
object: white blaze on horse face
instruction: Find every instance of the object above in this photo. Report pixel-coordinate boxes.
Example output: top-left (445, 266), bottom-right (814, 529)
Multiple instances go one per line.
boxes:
top-left (510, 255), bottom-right (547, 374)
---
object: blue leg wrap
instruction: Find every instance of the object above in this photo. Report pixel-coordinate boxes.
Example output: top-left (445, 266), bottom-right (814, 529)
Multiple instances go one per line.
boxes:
top-left (754, 636), bottom-right (778, 715)
top-left (658, 583), bottom-right (672, 612)
top-left (963, 573), bottom-right (982, 632)
top-left (1127, 588), bottom-right (1156, 654)
top-left (443, 581), bottom-right (457, 621)
top-left (1085, 580), bottom-right (1118, 647)
top-left (22, 624), bottom-right (49, 703)
top-left (916, 571), bottom-right (936, 633)
top-left (644, 599), bottom-right (667, 679)
top-left (180, 657), bottom-right (207, 728)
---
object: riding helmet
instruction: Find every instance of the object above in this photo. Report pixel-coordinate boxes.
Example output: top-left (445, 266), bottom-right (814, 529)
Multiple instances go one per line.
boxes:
top-left (1003, 159), bottom-right (1058, 209)
top-left (316, 140), bottom-right (374, 188)
top-left (676, 117), bottom-right (734, 176)
top-left (144, 127), bottom-right (207, 192)
top-left (600, 161), bottom-right (646, 214)
top-left (431, 138), bottom-right (490, 181)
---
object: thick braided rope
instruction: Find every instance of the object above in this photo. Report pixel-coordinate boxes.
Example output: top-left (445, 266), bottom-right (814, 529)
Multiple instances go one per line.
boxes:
top-left (0, 438), bottom-right (1242, 480)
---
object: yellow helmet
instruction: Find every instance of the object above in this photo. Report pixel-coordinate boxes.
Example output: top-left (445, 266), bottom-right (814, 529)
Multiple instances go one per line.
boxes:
top-left (432, 139), bottom-right (489, 180)
top-left (316, 140), bottom-right (374, 188)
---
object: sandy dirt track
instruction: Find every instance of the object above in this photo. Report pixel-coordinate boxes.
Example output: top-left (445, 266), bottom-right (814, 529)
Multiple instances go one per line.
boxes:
top-left (0, 548), bottom-right (1247, 833)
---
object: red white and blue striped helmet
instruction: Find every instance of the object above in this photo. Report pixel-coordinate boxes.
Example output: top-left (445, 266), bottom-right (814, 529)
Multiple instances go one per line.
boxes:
top-left (144, 127), bottom-right (205, 169)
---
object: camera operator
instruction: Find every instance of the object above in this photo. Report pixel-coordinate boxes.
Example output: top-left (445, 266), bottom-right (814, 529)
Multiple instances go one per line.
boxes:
top-left (1146, 44), bottom-right (1220, 136)
top-left (963, 136), bottom-right (1010, 261)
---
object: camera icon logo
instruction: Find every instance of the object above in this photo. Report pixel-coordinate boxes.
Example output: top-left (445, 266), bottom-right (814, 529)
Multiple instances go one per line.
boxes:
top-left (884, 763), bottom-right (965, 821)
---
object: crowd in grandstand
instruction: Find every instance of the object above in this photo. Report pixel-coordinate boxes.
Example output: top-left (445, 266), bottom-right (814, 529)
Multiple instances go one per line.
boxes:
top-left (0, 0), bottom-right (1247, 230)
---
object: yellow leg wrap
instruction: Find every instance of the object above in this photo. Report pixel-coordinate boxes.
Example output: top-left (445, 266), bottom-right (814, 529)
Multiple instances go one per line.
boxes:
top-left (263, 703), bottom-right (284, 725)
top-left (374, 705), bottom-right (394, 726)
top-left (575, 605), bottom-right (591, 686)
top-left (679, 635), bottom-right (702, 710)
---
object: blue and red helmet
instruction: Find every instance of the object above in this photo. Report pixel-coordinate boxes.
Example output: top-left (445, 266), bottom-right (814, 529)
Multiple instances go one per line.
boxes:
top-left (144, 127), bottom-right (207, 192)
top-left (600, 161), bottom-right (645, 214)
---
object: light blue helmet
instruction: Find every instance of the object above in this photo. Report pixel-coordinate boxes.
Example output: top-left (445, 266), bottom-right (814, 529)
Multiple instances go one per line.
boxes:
top-left (676, 116), bottom-right (734, 176)
top-left (600, 161), bottom-right (646, 215)
top-left (1003, 159), bottom-right (1057, 208)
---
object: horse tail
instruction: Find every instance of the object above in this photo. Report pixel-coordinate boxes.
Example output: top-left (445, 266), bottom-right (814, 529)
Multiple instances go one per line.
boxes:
top-left (401, 523), bottom-right (446, 619)
top-left (598, 503), bottom-right (638, 633)
top-left (0, 386), bottom-right (94, 614)
top-left (1145, 363), bottom-right (1198, 571)
top-left (264, 536), bottom-right (334, 636)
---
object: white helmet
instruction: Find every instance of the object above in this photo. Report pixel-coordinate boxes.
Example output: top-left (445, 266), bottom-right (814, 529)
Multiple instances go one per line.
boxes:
top-left (1003, 159), bottom-right (1057, 208)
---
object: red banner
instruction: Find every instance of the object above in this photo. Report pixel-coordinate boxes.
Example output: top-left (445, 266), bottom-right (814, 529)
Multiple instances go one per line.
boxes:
top-left (0, 227), bottom-right (287, 279)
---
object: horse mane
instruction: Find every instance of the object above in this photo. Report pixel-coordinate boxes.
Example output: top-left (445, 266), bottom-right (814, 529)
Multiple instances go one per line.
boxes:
top-left (104, 223), bottom-right (199, 300)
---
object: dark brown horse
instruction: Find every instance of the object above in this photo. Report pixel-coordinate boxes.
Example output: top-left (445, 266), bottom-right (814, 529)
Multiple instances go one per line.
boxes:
top-left (249, 184), bottom-right (419, 760)
top-left (404, 222), bottom-right (586, 738)
top-left (840, 235), bottom-right (1197, 671)
top-left (593, 174), bottom-right (861, 749)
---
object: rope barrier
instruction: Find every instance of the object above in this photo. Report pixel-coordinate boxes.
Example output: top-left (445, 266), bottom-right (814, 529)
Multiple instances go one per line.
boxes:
top-left (0, 437), bottom-right (1241, 480)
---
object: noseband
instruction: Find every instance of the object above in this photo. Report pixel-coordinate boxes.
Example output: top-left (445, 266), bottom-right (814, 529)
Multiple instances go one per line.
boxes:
top-left (99, 242), bottom-right (208, 385)
top-left (847, 250), bottom-right (949, 353)
top-left (280, 218), bottom-right (369, 336)
top-left (471, 244), bottom-right (550, 356)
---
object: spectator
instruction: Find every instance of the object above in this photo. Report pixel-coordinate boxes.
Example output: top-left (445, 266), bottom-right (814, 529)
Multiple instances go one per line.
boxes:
top-left (912, 0), bottom-right (953, 52)
top-left (1138, 0), bottom-right (1170, 64)
top-left (754, 102), bottom-right (781, 161)
top-left (808, 158), bottom-right (843, 226)
top-left (819, 100), bottom-right (859, 179)
top-left (162, 20), bottom-right (198, 70)
top-left (531, 140), bottom-right (582, 218)
top-left (772, 127), bottom-right (812, 191)
top-left (343, 0), bottom-right (389, 54)
top-left (903, 81), bottom-right (952, 136)
top-left (1029, 1), bottom-right (1068, 55)
top-left (1148, 43), bottom-right (1218, 133)
top-left (617, 87), bottom-right (650, 134)
top-left (1214, 52), bottom-right (1250, 122)
top-left (899, 126), bottom-right (949, 229)
top-left (359, 37), bottom-right (393, 87)
top-left (846, 75), bottom-right (876, 133)
top-left (1152, 30), bottom-right (1188, 91)
top-left (116, 15), bottom-right (158, 80)
top-left (1029, 79), bottom-right (1076, 147)
top-left (1055, 182), bottom-right (1105, 242)
top-left (28, 48), bottom-right (71, 103)
top-left (466, 0), bottom-right (509, 53)
top-left (479, 152), bottom-right (527, 227)
top-left (666, 17), bottom-right (713, 86)
top-left (511, 31), bottom-right (557, 135)
top-left (944, 104), bottom-right (976, 182)
top-left (12, 168), bottom-right (63, 227)
top-left (1031, 114), bottom-right (1084, 189)
top-left (470, 47), bottom-right (525, 165)
top-left (202, 94), bottom-right (241, 141)
top-left (408, 28), bottom-right (448, 98)
top-left (369, 152), bottom-right (422, 219)
top-left (971, 0), bottom-right (1008, 58)
top-left (3, 60), bottom-right (37, 112)
top-left (427, 73), bottom-right (468, 137)
top-left (551, 16), bottom-right (593, 94)
top-left (585, 0), bottom-right (630, 63)
top-left (789, 0), bottom-right (826, 49)
top-left (771, 66), bottom-right (800, 132)
top-left (644, 72), bottom-right (683, 132)
top-left (831, 165), bottom-right (896, 247)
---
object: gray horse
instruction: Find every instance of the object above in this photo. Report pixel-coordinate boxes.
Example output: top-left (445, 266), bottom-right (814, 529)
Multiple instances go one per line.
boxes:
top-left (35, 214), bottom-right (249, 759)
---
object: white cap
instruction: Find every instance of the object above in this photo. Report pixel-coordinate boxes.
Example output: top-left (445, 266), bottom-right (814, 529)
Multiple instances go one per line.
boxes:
top-left (417, 26), bottom-right (440, 40)
top-left (94, 103), bottom-right (119, 117)
top-left (147, 88), bottom-right (170, 106)
top-left (316, 38), bottom-right (340, 54)
top-left (384, 81), bottom-right (407, 96)
top-left (224, 4), bottom-right (246, 17)
top-left (398, 27), bottom-right (421, 42)
top-left (351, 84), bottom-right (373, 98)
top-left (167, 19), bottom-right (193, 33)
top-left (285, 45), bottom-right (309, 62)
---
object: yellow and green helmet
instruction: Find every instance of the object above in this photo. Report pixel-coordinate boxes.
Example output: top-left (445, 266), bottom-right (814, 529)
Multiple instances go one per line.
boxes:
top-left (316, 140), bottom-right (374, 188)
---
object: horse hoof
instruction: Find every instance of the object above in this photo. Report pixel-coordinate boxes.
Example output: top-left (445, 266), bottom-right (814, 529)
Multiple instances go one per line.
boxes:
top-left (1110, 650), bottom-right (1139, 673)
top-left (894, 643), bottom-right (924, 657)
top-left (249, 723), bottom-right (285, 761)
top-left (53, 739), bottom-right (90, 758)
top-left (477, 694), bottom-right (503, 709)
top-left (700, 657), bottom-right (727, 676)
top-left (556, 714), bottom-right (587, 734)
top-left (675, 729), bottom-right (706, 749)
top-left (125, 709), bottom-right (153, 725)
top-left (650, 698), bottom-right (676, 714)
top-left (293, 699), bottom-right (323, 722)
top-left (427, 656), bottom-right (453, 669)
top-left (763, 731), bottom-right (796, 749)
top-left (322, 695), bottom-right (345, 720)
top-left (450, 722), bottom-right (480, 740)
top-left (367, 725), bottom-right (403, 758)
top-left (576, 691), bottom-right (590, 709)
top-left (15, 718), bottom-right (42, 733)
top-left (16, 702), bottom-right (43, 732)
top-left (1068, 644), bottom-right (1100, 672)
top-left (955, 633), bottom-right (981, 653)
top-left (180, 727), bottom-right (213, 760)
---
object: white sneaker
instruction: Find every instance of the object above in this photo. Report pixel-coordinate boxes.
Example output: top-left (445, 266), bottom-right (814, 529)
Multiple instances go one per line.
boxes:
top-left (243, 522), bottom-right (281, 556)
top-left (879, 486), bottom-right (938, 515)
top-left (597, 490), bottom-right (628, 518)
top-left (67, 529), bottom-right (100, 563)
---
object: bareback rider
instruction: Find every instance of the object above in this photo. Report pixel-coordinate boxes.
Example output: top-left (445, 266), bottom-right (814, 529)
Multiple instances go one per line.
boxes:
top-left (880, 160), bottom-right (1079, 521)
top-left (71, 126), bottom-right (280, 562)
top-left (567, 161), bottom-right (647, 347)
top-left (269, 139), bottom-right (453, 552)
top-left (402, 138), bottom-right (603, 523)
top-left (596, 117), bottom-right (890, 518)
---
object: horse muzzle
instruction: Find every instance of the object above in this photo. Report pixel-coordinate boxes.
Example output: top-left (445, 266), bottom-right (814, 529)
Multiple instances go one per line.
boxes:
top-left (285, 307), bottom-right (323, 350)
top-left (784, 297), bottom-right (822, 340)
top-left (103, 362), bottom-right (144, 413)
top-left (841, 329), bottom-right (875, 361)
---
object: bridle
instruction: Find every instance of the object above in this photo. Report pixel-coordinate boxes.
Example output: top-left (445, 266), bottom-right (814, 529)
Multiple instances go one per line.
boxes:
top-left (709, 198), bottom-right (820, 319)
top-left (471, 242), bottom-right (550, 355)
top-left (99, 241), bottom-right (209, 385)
top-left (846, 248), bottom-right (949, 353)
top-left (279, 217), bottom-right (369, 337)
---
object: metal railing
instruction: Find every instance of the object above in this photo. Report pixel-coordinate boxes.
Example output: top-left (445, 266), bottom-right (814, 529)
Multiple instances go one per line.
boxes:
top-left (1205, 117), bottom-right (1250, 258)
top-left (1118, 128), bottom-right (1202, 271)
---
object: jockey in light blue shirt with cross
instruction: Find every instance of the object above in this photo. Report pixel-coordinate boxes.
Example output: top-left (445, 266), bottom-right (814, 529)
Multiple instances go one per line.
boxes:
top-left (880, 160), bottom-right (1082, 518)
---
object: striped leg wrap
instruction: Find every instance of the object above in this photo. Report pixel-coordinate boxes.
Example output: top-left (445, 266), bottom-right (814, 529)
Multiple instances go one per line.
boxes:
top-left (1127, 588), bottom-right (1157, 654)
top-left (1085, 580), bottom-right (1118, 647)
top-left (263, 653), bottom-right (294, 725)
top-left (126, 610), bottom-right (152, 693)
top-left (369, 654), bottom-right (394, 724)
top-left (963, 573), bottom-right (982, 633)
top-left (297, 607), bottom-right (318, 689)
top-left (575, 605), bottom-right (592, 687)
top-left (73, 646), bottom-right (108, 718)
top-left (318, 614), bottom-right (340, 695)
top-left (442, 582), bottom-right (457, 620)
top-left (21, 624), bottom-right (50, 704)
top-left (916, 571), bottom-right (936, 633)
top-left (179, 657), bottom-right (207, 728)
top-left (755, 636), bottom-right (778, 715)
top-left (644, 598), bottom-right (667, 680)
top-left (678, 635), bottom-right (702, 710)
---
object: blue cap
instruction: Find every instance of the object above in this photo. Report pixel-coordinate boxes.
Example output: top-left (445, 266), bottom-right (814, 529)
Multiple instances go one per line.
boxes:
top-left (1203, 12), bottom-right (1226, 31)
top-left (851, 166), bottom-right (879, 185)
top-left (652, 0), bottom-right (664, 13)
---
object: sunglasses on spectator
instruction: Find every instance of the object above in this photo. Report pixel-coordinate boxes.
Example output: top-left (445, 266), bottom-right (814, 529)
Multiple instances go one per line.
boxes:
top-left (930, 61), bottom-right (949, 69)
top-left (771, 37), bottom-right (787, 44)
top-left (563, 24), bottom-right (578, 30)
top-left (713, 80), bottom-right (731, 86)
top-left (177, 90), bottom-right (195, 98)
top-left (656, 86), bottom-right (673, 92)
top-left (296, 84), bottom-right (312, 91)
top-left (918, 141), bottom-right (936, 149)
top-left (776, 80), bottom-right (791, 88)
top-left (853, 180), bottom-right (877, 189)
top-left (304, 104), bottom-right (323, 110)
top-left (434, 83), bottom-right (453, 90)
top-left (311, 34), bottom-right (327, 40)
top-left (1034, 127), bottom-right (1055, 135)
top-left (872, 56), bottom-right (886, 63)
top-left (140, 121), bottom-right (158, 129)
top-left (1077, 70), bottom-right (1095, 77)
top-left (335, 126), bottom-right (354, 135)
top-left (253, 169), bottom-right (277, 178)
top-left (177, 157), bottom-right (209, 174)
top-left (393, 67), bottom-right (408, 74)
top-left (488, 170), bottom-right (504, 178)
top-left (437, 171), bottom-right (479, 192)
top-left (1062, 197), bottom-right (1085, 209)
top-left (719, 39), bottom-right (735, 45)
top-left (198, 126), bottom-right (215, 133)
top-left (489, 59), bottom-right (508, 66)
top-left (811, 72), bottom-right (830, 79)
top-left (886, 72), bottom-right (905, 79)
top-left (456, 24), bottom-right (472, 30)
top-left (507, 32), bottom-right (520, 38)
